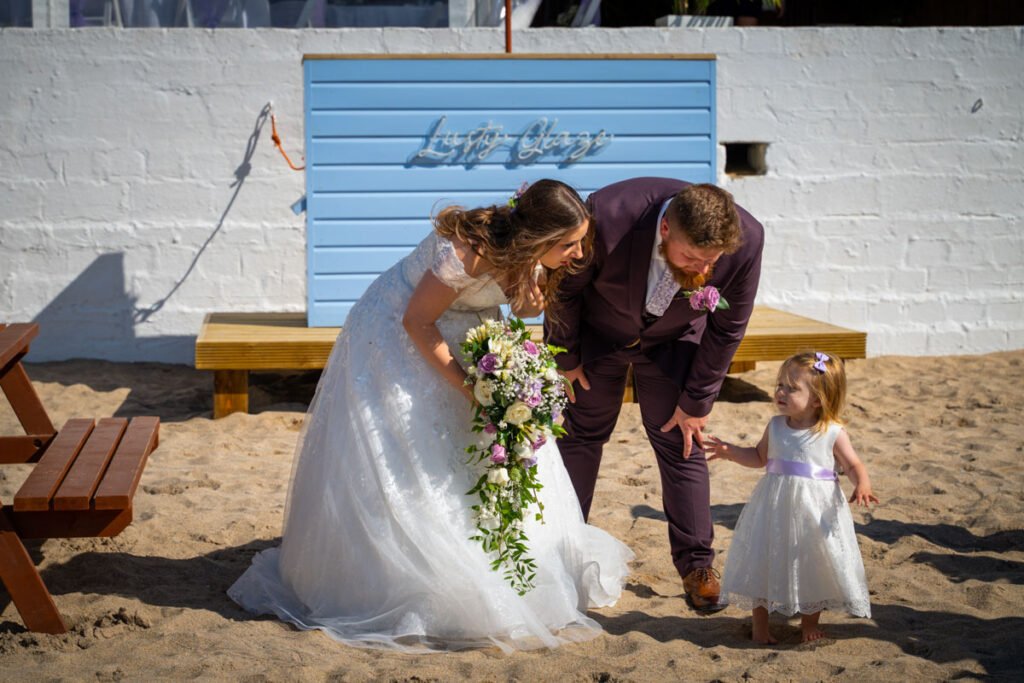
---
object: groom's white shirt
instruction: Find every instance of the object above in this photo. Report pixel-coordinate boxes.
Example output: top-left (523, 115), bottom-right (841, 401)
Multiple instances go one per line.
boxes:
top-left (644, 199), bottom-right (674, 310)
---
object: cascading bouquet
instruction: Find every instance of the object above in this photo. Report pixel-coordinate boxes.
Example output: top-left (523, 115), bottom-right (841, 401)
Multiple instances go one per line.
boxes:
top-left (461, 316), bottom-right (569, 594)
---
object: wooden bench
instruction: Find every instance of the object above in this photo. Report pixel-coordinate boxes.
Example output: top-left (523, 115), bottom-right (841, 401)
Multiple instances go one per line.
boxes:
top-left (0, 323), bottom-right (160, 634)
top-left (196, 309), bottom-right (866, 417)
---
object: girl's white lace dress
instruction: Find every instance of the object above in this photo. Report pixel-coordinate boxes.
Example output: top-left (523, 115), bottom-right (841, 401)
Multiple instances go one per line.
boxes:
top-left (721, 416), bottom-right (871, 617)
top-left (228, 232), bottom-right (633, 652)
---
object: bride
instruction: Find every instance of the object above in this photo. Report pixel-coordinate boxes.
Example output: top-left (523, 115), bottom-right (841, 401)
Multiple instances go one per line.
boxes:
top-left (228, 180), bottom-right (633, 652)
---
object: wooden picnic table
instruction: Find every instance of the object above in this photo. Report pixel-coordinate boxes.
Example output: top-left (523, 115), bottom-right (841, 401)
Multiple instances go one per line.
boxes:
top-left (0, 322), bottom-right (160, 633)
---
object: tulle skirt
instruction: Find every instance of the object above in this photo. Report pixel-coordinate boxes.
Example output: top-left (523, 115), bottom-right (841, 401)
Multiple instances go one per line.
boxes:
top-left (721, 474), bottom-right (870, 617)
top-left (228, 263), bottom-right (633, 652)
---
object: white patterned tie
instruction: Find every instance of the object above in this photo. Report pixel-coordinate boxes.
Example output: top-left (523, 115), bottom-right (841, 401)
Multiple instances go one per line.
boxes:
top-left (645, 267), bottom-right (680, 318)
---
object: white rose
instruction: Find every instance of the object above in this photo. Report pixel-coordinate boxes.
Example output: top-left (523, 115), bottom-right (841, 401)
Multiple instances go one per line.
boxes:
top-left (487, 468), bottom-right (511, 486)
top-left (514, 441), bottom-right (532, 458)
top-left (503, 401), bottom-right (533, 426)
top-left (544, 367), bottom-right (560, 382)
top-left (473, 379), bottom-right (496, 406)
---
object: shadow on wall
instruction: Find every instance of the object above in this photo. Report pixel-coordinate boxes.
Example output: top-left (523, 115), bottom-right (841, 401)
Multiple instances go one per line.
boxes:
top-left (29, 253), bottom-right (194, 363)
top-left (27, 104), bottom-right (275, 365)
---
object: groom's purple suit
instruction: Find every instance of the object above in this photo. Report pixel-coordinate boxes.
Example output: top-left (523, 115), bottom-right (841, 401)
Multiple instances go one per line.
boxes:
top-left (545, 177), bottom-right (764, 580)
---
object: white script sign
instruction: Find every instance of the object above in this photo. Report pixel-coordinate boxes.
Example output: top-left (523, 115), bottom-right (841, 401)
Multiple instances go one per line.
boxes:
top-left (412, 115), bottom-right (612, 165)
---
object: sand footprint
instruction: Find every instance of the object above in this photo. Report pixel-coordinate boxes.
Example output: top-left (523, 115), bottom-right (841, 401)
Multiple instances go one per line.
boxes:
top-left (143, 474), bottom-right (222, 496)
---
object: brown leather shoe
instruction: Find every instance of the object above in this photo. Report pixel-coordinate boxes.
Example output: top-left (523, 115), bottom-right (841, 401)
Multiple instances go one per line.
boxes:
top-left (683, 567), bottom-right (725, 613)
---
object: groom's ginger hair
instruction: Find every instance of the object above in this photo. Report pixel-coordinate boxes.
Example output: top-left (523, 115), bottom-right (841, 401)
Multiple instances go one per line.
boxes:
top-left (666, 184), bottom-right (743, 254)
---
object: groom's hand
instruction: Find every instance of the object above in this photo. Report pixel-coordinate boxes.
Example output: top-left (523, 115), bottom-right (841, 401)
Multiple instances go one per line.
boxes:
top-left (561, 365), bottom-right (590, 403)
top-left (660, 407), bottom-right (708, 459)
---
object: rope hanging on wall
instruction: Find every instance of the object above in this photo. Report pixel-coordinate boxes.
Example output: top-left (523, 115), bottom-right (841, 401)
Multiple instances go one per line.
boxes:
top-left (270, 108), bottom-right (305, 171)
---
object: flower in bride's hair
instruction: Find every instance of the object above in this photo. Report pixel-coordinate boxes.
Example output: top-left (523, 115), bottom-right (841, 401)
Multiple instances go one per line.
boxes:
top-left (503, 401), bottom-right (533, 426)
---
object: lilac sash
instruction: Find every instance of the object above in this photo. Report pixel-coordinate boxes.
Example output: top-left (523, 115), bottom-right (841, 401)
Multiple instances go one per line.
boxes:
top-left (766, 458), bottom-right (837, 481)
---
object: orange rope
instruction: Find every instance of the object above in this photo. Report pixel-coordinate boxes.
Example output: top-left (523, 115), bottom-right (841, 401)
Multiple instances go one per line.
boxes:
top-left (271, 112), bottom-right (305, 171)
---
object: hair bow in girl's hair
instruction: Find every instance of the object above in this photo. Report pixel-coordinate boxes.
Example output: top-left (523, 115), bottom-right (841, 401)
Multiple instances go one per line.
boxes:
top-left (508, 182), bottom-right (530, 211)
top-left (813, 352), bottom-right (830, 373)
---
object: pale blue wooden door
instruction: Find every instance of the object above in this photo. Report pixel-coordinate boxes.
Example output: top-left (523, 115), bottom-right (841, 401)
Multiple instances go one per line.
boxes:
top-left (304, 56), bottom-right (716, 326)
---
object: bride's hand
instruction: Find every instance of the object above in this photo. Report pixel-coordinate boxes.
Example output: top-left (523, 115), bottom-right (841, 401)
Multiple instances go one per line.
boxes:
top-left (525, 277), bottom-right (546, 313)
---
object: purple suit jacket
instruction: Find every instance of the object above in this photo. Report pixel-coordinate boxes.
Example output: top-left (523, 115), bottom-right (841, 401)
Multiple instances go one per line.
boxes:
top-left (545, 177), bottom-right (764, 418)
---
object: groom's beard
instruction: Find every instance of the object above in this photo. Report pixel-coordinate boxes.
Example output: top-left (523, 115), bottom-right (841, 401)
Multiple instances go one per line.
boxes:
top-left (659, 243), bottom-right (714, 290)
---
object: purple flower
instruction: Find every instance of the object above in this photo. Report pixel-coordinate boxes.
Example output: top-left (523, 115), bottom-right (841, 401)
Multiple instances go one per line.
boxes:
top-left (687, 286), bottom-right (726, 313)
top-left (531, 435), bottom-right (547, 450)
top-left (688, 288), bottom-right (707, 311)
top-left (477, 353), bottom-right (500, 375)
top-left (703, 286), bottom-right (721, 311)
top-left (483, 422), bottom-right (498, 434)
top-left (523, 340), bottom-right (539, 356)
top-left (525, 393), bottom-right (542, 407)
top-left (552, 405), bottom-right (562, 420)
top-left (519, 454), bottom-right (538, 468)
top-left (490, 443), bottom-right (507, 464)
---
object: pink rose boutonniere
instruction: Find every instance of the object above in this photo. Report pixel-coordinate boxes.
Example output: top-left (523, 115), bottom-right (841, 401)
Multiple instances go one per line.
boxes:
top-left (684, 285), bottom-right (730, 313)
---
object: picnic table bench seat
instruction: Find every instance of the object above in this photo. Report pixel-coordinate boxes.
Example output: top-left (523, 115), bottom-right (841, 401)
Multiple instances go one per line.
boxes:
top-left (0, 323), bottom-right (160, 634)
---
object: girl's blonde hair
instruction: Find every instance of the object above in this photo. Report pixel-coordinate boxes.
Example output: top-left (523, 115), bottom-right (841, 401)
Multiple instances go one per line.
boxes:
top-left (778, 350), bottom-right (847, 434)
top-left (433, 179), bottom-right (592, 326)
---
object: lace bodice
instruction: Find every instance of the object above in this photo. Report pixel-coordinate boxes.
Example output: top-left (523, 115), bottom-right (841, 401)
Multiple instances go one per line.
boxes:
top-left (402, 232), bottom-right (508, 311)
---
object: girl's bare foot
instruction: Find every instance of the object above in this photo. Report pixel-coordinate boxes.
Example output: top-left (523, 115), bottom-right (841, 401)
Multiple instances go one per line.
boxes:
top-left (801, 611), bottom-right (825, 642)
top-left (751, 607), bottom-right (778, 644)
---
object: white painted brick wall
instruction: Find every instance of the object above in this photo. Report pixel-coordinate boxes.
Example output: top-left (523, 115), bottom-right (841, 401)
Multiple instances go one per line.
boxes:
top-left (0, 26), bottom-right (1022, 363)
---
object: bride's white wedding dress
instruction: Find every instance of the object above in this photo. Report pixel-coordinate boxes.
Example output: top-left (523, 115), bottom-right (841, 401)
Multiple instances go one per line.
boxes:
top-left (228, 232), bottom-right (633, 652)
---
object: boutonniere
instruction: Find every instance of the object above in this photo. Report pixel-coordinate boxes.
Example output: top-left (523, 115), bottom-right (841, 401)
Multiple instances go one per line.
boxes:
top-left (683, 285), bottom-right (729, 313)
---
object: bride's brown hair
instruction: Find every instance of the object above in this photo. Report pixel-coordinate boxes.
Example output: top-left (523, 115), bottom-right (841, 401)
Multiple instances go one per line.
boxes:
top-left (433, 179), bottom-right (592, 323)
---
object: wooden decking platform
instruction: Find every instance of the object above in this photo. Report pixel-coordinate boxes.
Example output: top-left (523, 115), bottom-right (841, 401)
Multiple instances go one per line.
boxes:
top-left (195, 309), bottom-right (866, 418)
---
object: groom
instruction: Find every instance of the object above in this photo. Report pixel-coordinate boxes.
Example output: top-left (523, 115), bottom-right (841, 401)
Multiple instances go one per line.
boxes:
top-left (546, 177), bottom-right (764, 612)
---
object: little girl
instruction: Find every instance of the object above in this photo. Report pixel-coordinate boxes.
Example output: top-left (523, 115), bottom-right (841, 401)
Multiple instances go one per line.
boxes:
top-left (707, 351), bottom-right (878, 644)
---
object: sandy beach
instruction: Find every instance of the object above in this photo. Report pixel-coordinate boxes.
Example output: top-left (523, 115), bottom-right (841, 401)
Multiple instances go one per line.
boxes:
top-left (2, 351), bottom-right (1022, 681)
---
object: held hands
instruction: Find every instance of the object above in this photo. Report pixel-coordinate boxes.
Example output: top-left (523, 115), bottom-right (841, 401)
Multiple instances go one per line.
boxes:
top-left (659, 406), bottom-right (707, 459)
top-left (849, 483), bottom-right (880, 507)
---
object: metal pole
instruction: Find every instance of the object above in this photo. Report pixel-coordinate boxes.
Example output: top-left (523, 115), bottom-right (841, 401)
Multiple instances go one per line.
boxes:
top-left (505, 0), bottom-right (512, 53)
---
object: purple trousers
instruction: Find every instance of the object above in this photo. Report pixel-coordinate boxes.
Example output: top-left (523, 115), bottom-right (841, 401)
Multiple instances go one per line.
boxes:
top-left (558, 345), bottom-right (714, 580)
